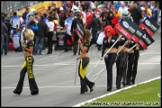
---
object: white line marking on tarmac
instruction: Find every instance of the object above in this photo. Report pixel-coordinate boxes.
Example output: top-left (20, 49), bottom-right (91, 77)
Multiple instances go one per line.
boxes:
top-left (1, 85), bottom-right (111, 89)
top-left (72, 76), bottom-right (161, 107)
top-left (1, 62), bottom-right (160, 67)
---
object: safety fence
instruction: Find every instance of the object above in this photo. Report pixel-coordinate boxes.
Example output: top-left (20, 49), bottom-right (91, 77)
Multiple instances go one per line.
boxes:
top-left (1, 1), bottom-right (43, 13)
top-left (1, 1), bottom-right (63, 15)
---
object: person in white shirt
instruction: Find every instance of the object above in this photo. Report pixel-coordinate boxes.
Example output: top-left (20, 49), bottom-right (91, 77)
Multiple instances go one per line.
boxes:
top-left (46, 16), bottom-right (54, 54)
top-left (118, 2), bottom-right (128, 15)
top-left (64, 13), bottom-right (74, 52)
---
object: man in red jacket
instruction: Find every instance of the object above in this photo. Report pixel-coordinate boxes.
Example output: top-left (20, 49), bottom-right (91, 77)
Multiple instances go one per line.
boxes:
top-left (86, 7), bottom-right (93, 29)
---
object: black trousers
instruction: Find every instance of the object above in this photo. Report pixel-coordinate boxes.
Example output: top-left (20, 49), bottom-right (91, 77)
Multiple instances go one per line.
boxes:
top-left (47, 32), bottom-right (53, 53)
top-left (126, 53), bottom-right (134, 83)
top-left (132, 50), bottom-right (139, 83)
top-left (73, 33), bottom-right (79, 55)
top-left (116, 52), bottom-right (128, 88)
top-left (64, 33), bottom-right (73, 51)
top-left (14, 56), bottom-right (39, 94)
top-left (78, 57), bottom-right (94, 92)
top-left (90, 29), bottom-right (98, 45)
top-left (104, 53), bottom-right (117, 89)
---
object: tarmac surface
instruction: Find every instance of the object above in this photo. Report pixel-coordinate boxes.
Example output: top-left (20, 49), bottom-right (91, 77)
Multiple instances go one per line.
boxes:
top-left (1, 31), bottom-right (161, 107)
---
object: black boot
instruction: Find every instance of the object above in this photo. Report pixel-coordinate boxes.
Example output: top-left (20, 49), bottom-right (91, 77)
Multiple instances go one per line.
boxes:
top-left (31, 91), bottom-right (39, 95)
top-left (90, 82), bottom-right (95, 92)
top-left (13, 89), bottom-right (21, 95)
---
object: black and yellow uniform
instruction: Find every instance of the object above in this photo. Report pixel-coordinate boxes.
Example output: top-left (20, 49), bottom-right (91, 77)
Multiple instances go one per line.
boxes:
top-left (13, 40), bottom-right (39, 95)
top-left (116, 35), bottom-right (128, 89)
top-left (102, 35), bottom-right (119, 91)
top-left (126, 40), bottom-right (136, 85)
top-left (78, 42), bottom-right (94, 94)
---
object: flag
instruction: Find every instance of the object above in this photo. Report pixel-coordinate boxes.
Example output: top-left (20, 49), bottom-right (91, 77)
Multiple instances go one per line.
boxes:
top-left (138, 29), bottom-right (155, 49)
top-left (139, 17), bottom-right (160, 36)
top-left (115, 18), bottom-right (155, 49)
top-left (75, 20), bottom-right (84, 42)
top-left (115, 19), bottom-right (142, 43)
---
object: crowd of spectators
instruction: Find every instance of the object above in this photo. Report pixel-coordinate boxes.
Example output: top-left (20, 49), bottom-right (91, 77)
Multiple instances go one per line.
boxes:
top-left (1, 1), bottom-right (161, 55)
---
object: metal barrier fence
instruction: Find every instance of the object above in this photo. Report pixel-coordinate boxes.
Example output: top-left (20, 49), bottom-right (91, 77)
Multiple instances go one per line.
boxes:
top-left (1, 1), bottom-right (43, 13)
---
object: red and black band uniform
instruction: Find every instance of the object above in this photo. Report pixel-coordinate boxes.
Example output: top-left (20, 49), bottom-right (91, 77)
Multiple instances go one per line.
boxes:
top-left (126, 40), bottom-right (136, 85)
top-left (78, 41), bottom-right (94, 94)
top-left (14, 40), bottom-right (39, 95)
top-left (131, 45), bottom-right (140, 84)
top-left (102, 35), bottom-right (119, 91)
top-left (116, 35), bottom-right (128, 89)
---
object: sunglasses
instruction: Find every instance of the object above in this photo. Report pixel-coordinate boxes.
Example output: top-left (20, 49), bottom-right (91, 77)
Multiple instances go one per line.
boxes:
top-left (107, 30), bottom-right (110, 33)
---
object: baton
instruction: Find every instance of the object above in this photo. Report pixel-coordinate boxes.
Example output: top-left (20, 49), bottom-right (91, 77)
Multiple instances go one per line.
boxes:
top-left (93, 67), bottom-right (106, 82)
top-left (74, 44), bottom-right (80, 85)
top-left (127, 44), bottom-right (137, 52)
top-left (113, 43), bottom-right (127, 69)
top-left (87, 35), bottom-right (122, 77)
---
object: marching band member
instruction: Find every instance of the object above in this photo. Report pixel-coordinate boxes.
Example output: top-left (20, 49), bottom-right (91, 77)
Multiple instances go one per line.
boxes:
top-left (77, 29), bottom-right (95, 94)
top-left (13, 29), bottom-right (39, 95)
top-left (101, 25), bottom-right (119, 91)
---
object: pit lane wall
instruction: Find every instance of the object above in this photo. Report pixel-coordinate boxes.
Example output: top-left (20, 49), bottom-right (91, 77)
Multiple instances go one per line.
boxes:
top-left (17, 1), bottom-right (62, 15)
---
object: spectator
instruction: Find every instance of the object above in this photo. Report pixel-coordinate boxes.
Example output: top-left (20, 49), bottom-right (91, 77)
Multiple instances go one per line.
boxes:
top-left (118, 2), bottom-right (128, 15)
top-left (150, 1), bottom-right (158, 22)
top-left (22, 7), bottom-right (30, 24)
top-left (128, 3), bottom-right (133, 14)
top-left (65, 5), bottom-right (71, 19)
top-left (59, 7), bottom-right (66, 28)
top-left (119, 10), bottom-right (133, 22)
top-left (10, 12), bottom-right (21, 43)
top-left (18, 14), bottom-right (24, 24)
top-left (140, 7), bottom-right (150, 23)
top-left (137, 1), bottom-right (142, 8)
top-left (12, 28), bottom-right (21, 52)
top-left (64, 13), bottom-right (74, 52)
top-left (62, 1), bottom-right (71, 11)
top-left (1, 20), bottom-right (8, 55)
top-left (52, 8), bottom-right (59, 20)
top-left (3, 17), bottom-right (12, 55)
top-left (72, 1), bottom-right (81, 11)
top-left (143, 1), bottom-right (152, 17)
top-left (34, 15), bottom-right (48, 55)
top-left (86, 7), bottom-right (93, 29)
top-left (107, 1), bottom-right (113, 10)
top-left (112, 5), bottom-right (122, 19)
top-left (46, 16), bottom-right (54, 54)
top-left (100, 6), bottom-right (109, 27)
top-left (27, 19), bottom-right (38, 53)
top-left (88, 12), bottom-right (101, 46)
top-left (115, 1), bottom-right (122, 10)
top-left (79, 6), bottom-right (86, 26)
top-left (131, 3), bottom-right (142, 25)
top-left (43, 10), bottom-right (48, 23)
top-left (80, 1), bottom-right (88, 12)
top-left (7, 11), bottom-right (14, 20)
